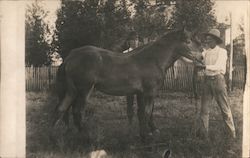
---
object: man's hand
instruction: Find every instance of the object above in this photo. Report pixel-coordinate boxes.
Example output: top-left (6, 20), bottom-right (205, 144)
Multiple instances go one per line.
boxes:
top-left (194, 61), bottom-right (206, 69)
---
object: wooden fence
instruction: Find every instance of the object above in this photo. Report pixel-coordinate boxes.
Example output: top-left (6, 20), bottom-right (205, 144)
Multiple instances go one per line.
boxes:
top-left (25, 65), bottom-right (246, 91)
top-left (26, 66), bottom-right (58, 91)
top-left (162, 64), bottom-right (194, 91)
top-left (232, 66), bottom-right (246, 90)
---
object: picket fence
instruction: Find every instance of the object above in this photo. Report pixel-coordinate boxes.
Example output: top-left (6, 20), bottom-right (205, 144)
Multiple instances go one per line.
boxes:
top-left (25, 65), bottom-right (246, 91)
top-left (26, 66), bottom-right (58, 91)
top-left (231, 66), bottom-right (246, 90)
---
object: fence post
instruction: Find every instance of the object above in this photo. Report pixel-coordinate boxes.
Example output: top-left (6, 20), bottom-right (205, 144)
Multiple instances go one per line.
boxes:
top-left (48, 66), bottom-right (51, 89)
top-left (229, 12), bottom-right (234, 91)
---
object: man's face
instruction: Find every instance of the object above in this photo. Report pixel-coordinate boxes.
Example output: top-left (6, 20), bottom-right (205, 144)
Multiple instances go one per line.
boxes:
top-left (205, 35), bottom-right (217, 49)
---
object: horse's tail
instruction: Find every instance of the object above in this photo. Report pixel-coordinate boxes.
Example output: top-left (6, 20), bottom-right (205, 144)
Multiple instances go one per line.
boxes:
top-left (51, 63), bottom-right (67, 125)
top-left (56, 63), bottom-right (66, 102)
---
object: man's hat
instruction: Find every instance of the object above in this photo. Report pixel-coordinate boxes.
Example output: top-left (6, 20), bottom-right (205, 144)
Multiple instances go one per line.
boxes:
top-left (203, 29), bottom-right (223, 44)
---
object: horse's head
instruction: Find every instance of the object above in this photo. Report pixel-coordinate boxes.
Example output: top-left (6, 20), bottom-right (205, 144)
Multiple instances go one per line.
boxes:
top-left (172, 29), bottom-right (203, 63)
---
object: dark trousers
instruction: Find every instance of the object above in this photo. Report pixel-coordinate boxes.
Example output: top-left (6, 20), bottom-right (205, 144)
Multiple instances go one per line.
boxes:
top-left (199, 74), bottom-right (236, 139)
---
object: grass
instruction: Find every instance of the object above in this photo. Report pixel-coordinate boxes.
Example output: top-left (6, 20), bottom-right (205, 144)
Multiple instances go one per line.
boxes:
top-left (26, 90), bottom-right (243, 158)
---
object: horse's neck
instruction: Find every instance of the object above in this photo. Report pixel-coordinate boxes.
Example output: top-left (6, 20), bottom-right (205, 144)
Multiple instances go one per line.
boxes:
top-left (157, 49), bottom-right (180, 74)
top-left (142, 41), bottom-right (180, 71)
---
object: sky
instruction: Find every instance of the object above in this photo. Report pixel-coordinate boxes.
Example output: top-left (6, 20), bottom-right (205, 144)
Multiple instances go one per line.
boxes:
top-left (214, 0), bottom-right (249, 38)
top-left (215, 0), bottom-right (249, 22)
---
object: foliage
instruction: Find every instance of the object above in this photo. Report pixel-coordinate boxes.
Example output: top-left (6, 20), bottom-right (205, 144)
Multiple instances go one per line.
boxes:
top-left (52, 0), bottom-right (101, 59)
top-left (25, 1), bottom-right (52, 67)
top-left (169, 0), bottom-right (216, 33)
top-left (131, 0), bottom-right (169, 43)
top-left (99, 0), bottom-right (133, 51)
top-left (52, 0), bottom-right (217, 58)
top-left (52, 0), bottom-right (132, 59)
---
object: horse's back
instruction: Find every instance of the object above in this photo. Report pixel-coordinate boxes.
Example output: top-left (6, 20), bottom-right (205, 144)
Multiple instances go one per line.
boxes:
top-left (64, 45), bottom-right (137, 69)
top-left (64, 45), bottom-right (102, 62)
top-left (62, 46), bottom-right (104, 83)
top-left (62, 45), bottom-right (144, 95)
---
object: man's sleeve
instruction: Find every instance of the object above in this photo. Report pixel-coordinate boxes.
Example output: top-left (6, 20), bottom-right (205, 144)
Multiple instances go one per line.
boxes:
top-left (180, 57), bottom-right (193, 63)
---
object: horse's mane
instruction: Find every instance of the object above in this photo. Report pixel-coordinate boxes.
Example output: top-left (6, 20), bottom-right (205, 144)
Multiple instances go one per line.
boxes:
top-left (157, 29), bottom-right (184, 42)
top-left (77, 29), bottom-right (184, 59)
top-left (99, 42), bottom-right (152, 58)
top-left (116, 29), bottom-right (184, 58)
top-left (131, 30), bottom-right (184, 56)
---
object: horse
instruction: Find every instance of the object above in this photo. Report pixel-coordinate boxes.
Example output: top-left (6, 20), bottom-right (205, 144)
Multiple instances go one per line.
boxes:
top-left (55, 41), bottom-right (147, 129)
top-left (53, 28), bottom-right (203, 141)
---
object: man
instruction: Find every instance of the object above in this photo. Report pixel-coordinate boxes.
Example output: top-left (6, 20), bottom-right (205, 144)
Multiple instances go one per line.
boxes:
top-left (197, 29), bottom-right (236, 155)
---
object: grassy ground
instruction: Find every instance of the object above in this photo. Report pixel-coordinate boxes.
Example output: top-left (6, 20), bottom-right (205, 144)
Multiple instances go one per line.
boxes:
top-left (26, 89), bottom-right (243, 158)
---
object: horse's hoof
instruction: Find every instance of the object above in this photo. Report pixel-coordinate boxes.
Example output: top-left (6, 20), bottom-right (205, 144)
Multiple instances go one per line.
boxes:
top-left (153, 129), bottom-right (160, 135)
top-left (140, 131), bottom-right (155, 143)
top-left (52, 111), bottom-right (64, 126)
top-left (54, 118), bottom-right (65, 129)
top-left (162, 149), bottom-right (171, 158)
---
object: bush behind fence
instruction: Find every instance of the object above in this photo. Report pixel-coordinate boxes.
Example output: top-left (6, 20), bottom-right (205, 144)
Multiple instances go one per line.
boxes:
top-left (25, 65), bottom-right (246, 92)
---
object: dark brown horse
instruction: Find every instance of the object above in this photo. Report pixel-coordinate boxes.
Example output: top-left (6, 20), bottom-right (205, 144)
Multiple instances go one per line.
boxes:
top-left (54, 29), bottom-right (203, 140)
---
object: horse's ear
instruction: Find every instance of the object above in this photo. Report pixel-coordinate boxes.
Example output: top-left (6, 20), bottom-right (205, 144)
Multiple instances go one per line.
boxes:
top-left (183, 26), bottom-right (192, 38)
top-left (180, 20), bottom-right (188, 30)
top-left (181, 20), bottom-right (194, 36)
top-left (183, 27), bottom-right (188, 33)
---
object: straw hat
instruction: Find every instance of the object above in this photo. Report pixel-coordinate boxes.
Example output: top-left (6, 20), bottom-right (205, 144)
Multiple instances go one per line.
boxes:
top-left (203, 29), bottom-right (223, 44)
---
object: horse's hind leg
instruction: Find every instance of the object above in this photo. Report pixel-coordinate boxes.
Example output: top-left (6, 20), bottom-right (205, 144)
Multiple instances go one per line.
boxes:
top-left (59, 97), bottom-right (73, 127)
top-left (53, 98), bottom-right (73, 128)
top-left (72, 96), bottom-right (85, 131)
top-left (72, 84), bottom-right (94, 131)
top-left (53, 93), bottom-right (76, 127)
top-left (54, 76), bottom-right (77, 126)
top-left (62, 109), bottom-right (70, 126)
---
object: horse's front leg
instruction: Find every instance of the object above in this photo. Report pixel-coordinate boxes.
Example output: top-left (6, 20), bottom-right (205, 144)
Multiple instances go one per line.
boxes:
top-left (127, 95), bottom-right (135, 126)
top-left (137, 93), bottom-right (155, 141)
top-left (148, 100), bottom-right (159, 134)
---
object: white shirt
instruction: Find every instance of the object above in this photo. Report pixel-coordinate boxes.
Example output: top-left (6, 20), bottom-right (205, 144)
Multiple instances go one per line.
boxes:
top-left (202, 46), bottom-right (227, 76)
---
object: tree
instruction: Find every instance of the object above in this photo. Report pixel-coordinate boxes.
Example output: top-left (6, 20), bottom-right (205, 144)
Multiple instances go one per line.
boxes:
top-left (53, 0), bottom-right (216, 58)
top-left (99, 0), bottom-right (133, 52)
top-left (131, 0), bottom-right (169, 43)
top-left (169, 0), bottom-right (216, 33)
top-left (52, 0), bottom-right (133, 59)
top-left (52, 0), bottom-right (102, 59)
top-left (25, 1), bottom-right (51, 67)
